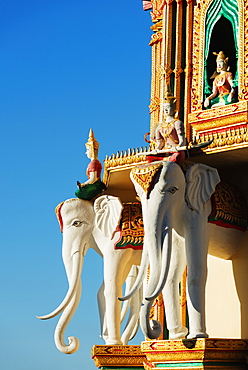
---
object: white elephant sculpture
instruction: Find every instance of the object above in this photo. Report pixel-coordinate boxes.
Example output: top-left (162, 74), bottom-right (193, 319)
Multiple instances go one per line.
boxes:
top-left (37, 195), bottom-right (143, 354)
top-left (120, 161), bottom-right (248, 340)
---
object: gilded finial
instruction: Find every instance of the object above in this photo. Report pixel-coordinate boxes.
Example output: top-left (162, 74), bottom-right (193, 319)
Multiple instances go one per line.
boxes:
top-left (164, 85), bottom-right (177, 106)
top-left (85, 129), bottom-right (99, 160)
top-left (86, 129), bottom-right (99, 151)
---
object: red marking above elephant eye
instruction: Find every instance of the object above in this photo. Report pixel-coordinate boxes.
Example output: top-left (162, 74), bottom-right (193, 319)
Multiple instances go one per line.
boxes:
top-left (55, 202), bottom-right (64, 233)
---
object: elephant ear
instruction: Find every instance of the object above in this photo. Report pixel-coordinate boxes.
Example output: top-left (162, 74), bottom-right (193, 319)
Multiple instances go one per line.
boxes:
top-left (185, 163), bottom-right (220, 213)
top-left (94, 195), bottom-right (124, 239)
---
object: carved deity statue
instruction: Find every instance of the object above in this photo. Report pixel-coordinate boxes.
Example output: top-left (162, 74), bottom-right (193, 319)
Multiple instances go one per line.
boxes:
top-left (75, 129), bottom-right (106, 200)
top-left (148, 90), bottom-right (186, 165)
top-left (204, 51), bottom-right (236, 109)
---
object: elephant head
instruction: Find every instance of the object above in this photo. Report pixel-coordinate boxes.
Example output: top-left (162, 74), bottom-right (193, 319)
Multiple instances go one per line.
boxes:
top-left (37, 199), bottom-right (95, 353)
top-left (37, 195), bottom-right (142, 352)
top-left (120, 161), bottom-right (220, 339)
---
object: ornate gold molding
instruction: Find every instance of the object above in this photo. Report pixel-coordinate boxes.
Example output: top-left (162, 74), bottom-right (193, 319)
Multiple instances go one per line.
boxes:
top-left (174, 0), bottom-right (184, 112)
top-left (184, 0), bottom-right (193, 140)
top-left (189, 101), bottom-right (248, 154)
top-left (149, 96), bottom-right (160, 114)
top-left (150, 0), bottom-right (167, 22)
top-left (103, 148), bottom-right (148, 183)
top-left (149, 31), bottom-right (163, 46)
top-left (194, 124), bottom-right (248, 154)
top-left (141, 338), bottom-right (248, 365)
top-left (190, 101), bottom-right (248, 130)
top-left (150, 20), bottom-right (162, 32)
top-left (91, 345), bottom-right (145, 368)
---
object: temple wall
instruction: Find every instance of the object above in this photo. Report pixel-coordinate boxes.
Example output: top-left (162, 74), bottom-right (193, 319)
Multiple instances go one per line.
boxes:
top-left (206, 167), bottom-right (248, 339)
top-left (206, 254), bottom-right (241, 338)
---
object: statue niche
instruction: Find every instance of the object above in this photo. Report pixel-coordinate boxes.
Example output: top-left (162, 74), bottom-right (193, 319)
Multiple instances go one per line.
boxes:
top-left (204, 13), bottom-right (238, 109)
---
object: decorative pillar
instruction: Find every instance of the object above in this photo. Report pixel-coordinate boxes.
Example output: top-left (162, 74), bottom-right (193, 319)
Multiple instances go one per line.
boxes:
top-left (174, 0), bottom-right (184, 115)
top-left (184, 0), bottom-right (193, 141)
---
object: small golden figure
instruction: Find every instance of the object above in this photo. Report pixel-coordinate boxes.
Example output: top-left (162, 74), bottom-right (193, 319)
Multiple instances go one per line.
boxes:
top-left (75, 129), bottom-right (106, 200)
top-left (148, 90), bottom-right (186, 165)
top-left (204, 51), bottom-right (236, 109)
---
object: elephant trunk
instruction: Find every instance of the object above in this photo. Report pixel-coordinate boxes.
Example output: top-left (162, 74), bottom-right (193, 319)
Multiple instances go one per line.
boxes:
top-left (37, 251), bottom-right (83, 320)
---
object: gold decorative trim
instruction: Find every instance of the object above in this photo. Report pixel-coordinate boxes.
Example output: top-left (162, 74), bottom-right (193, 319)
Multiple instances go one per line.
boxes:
top-left (192, 115), bottom-right (248, 133)
top-left (189, 101), bottom-right (248, 123)
top-left (149, 0), bottom-right (164, 134)
top-left (184, 0), bottom-right (193, 140)
top-left (151, 20), bottom-right (163, 32)
top-left (148, 293), bottom-right (165, 340)
top-left (209, 182), bottom-right (248, 230)
top-left (103, 149), bottom-right (148, 184)
top-left (193, 124), bottom-right (248, 154)
top-left (174, 0), bottom-right (184, 112)
top-left (149, 96), bottom-right (160, 114)
top-left (141, 338), bottom-right (248, 363)
top-left (180, 268), bottom-right (187, 328)
top-left (189, 101), bottom-right (248, 138)
top-left (149, 31), bottom-right (163, 46)
top-left (131, 162), bottom-right (163, 197)
top-left (91, 345), bottom-right (145, 367)
top-left (150, 0), bottom-right (166, 22)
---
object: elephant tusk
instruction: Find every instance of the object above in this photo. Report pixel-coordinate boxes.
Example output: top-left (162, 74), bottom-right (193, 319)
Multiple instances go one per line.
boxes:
top-left (36, 252), bottom-right (83, 320)
top-left (118, 251), bottom-right (148, 301)
top-left (120, 265), bottom-right (139, 322)
top-left (145, 228), bottom-right (172, 301)
top-left (53, 284), bottom-right (82, 354)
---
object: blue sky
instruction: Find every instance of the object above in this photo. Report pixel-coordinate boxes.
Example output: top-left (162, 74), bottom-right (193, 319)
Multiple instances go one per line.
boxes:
top-left (1, 1), bottom-right (152, 369)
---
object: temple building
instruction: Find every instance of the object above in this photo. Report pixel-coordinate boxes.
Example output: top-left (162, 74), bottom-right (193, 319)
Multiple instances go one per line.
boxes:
top-left (91, 0), bottom-right (248, 368)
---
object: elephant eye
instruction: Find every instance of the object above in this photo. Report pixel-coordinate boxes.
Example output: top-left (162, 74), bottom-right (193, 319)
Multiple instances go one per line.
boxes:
top-left (169, 187), bottom-right (178, 194)
top-left (72, 220), bottom-right (83, 227)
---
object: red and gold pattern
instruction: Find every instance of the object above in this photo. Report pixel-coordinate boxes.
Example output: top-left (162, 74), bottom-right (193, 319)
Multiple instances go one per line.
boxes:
top-left (208, 182), bottom-right (248, 231)
top-left (55, 201), bottom-right (65, 233)
top-left (115, 202), bottom-right (144, 250)
top-left (131, 162), bottom-right (163, 197)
